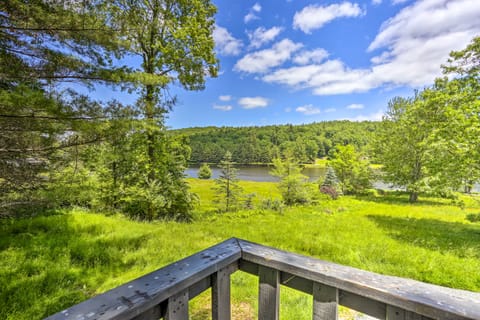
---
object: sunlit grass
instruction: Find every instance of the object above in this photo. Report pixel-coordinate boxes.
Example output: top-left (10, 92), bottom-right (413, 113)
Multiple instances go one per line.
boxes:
top-left (1, 181), bottom-right (480, 319)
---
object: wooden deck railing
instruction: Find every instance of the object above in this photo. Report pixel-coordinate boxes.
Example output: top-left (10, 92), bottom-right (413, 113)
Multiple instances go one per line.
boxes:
top-left (45, 238), bottom-right (480, 320)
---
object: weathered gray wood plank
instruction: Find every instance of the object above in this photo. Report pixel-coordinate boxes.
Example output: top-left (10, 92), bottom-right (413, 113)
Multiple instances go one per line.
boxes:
top-left (166, 290), bottom-right (188, 320)
top-left (313, 283), bottom-right (338, 320)
top-left (238, 239), bottom-right (480, 320)
top-left (258, 266), bottom-right (280, 320)
top-left (45, 238), bottom-right (241, 320)
top-left (340, 291), bottom-right (386, 320)
top-left (212, 266), bottom-right (232, 320)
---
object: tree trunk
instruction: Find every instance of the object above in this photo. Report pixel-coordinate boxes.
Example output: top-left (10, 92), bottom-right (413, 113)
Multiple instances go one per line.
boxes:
top-left (409, 192), bottom-right (418, 203)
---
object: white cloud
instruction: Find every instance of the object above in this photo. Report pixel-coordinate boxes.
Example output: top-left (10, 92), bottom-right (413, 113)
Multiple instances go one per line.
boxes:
top-left (296, 104), bottom-right (321, 115)
top-left (263, 0), bottom-right (480, 95)
top-left (368, 0), bottom-right (480, 86)
top-left (247, 26), bottom-right (283, 49)
top-left (293, 48), bottom-right (329, 65)
top-left (219, 95), bottom-right (232, 102)
top-left (346, 111), bottom-right (384, 121)
top-left (263, 60), bottom-right (375, 95)
top-left (234, 39), bottom-right (303, 73)
top-left (293, 2), bottom-right (364, 34)
top-left (213, 25), bottom-right (243, 56)
top-left (213, 104), bottom-right (233, 111)
top-left (238, 97), bottom-right (269, 109)
top-left (245, 3), bottom-right (262, 23)
top-left (347, 103), bottom-right (364, 109)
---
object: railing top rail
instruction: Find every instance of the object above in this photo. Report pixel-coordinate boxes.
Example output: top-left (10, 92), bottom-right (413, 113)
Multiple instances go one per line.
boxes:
top-left (45, 238), bottom-right (480, 320)
top-left (45, 238), bottom-right (241, 320)
top-left (238, 239), bottom-right (480, 320)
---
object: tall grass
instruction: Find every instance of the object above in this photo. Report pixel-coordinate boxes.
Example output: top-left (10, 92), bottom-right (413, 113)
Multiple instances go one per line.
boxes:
top-left (1, 179), bottom-right (480, 319)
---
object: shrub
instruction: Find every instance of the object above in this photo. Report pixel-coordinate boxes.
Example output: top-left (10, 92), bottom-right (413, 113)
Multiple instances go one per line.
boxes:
top-left (319, 185), bottom-right (339, 200)
top-left (198, 163), bottom-right (212, 179)
top-left (466, 213), bottom-right (480, 223)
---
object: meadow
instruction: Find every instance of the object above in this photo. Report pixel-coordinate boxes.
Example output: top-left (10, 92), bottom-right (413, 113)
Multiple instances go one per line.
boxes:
top-left (1, 179), bottom-right (480, 319)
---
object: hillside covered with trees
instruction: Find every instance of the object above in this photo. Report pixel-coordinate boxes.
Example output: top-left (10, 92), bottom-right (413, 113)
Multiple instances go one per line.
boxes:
top-left (173, 121), bottom-right (379, 164)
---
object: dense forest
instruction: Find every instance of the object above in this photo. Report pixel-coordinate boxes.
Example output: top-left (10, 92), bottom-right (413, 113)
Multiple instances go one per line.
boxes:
top-left (0, 0), bottom-right (479, 220)
top-left (173, 121), bottom-right (380, 164)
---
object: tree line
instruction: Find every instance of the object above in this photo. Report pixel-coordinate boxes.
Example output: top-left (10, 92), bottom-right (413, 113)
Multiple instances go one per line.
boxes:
top-left (1, 0), bottom-right (478, 220)
top-left (173, 121), bottom-right (379, 164)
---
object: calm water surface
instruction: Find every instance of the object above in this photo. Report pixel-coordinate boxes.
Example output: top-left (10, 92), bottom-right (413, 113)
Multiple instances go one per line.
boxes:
top-left (185, 165), bottom-right (323, 182)
top-left (186, 165), bottom-right (479, 191)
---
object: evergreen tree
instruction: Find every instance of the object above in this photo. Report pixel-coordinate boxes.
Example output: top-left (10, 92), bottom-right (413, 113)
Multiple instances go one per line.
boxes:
top-left (0, 1), bottom-right (120, 202)
top-left (198, 163), bottom-right (212, 179)
top-left (213, 152), bottom-right (242, 212)
top-left (322, 166), bottom-right (339, 188)
top-left (319, 166), bottom-right (340, 199)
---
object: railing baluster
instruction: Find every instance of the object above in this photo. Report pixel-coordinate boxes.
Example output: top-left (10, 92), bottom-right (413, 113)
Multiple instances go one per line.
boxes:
top-left (258, 265), bottom-right (280, 320)
top-left (212, 267), bottom-right (231, 320)
top-left (313, 282), bottom-right (338, 320)
top-left (166, 289), bottom-right (189, 320)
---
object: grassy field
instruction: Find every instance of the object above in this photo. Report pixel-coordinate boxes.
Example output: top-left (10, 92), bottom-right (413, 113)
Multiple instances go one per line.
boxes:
top-left (1, 179), bottom-right (480, 319)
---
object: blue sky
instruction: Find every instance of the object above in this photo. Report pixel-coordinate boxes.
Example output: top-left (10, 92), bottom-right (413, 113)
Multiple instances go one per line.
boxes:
top-left (93, 0), bottom-right (480, 128)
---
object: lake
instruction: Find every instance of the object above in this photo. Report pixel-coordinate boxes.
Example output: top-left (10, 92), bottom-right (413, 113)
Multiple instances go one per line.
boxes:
top-left (185, 165), bottom-right (396, 190)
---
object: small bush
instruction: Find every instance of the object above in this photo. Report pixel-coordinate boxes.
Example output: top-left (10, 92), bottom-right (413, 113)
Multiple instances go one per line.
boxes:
top-left (243, 193), bottom-right (256, 210)
top-left (197, 163), bottom-right (212, 179)
top-left (466, 213), bottom-right (480, 223)
top-left (260, 198), bottom-right (284, 213)
top-left (319, 186), bottom-right (339, 200)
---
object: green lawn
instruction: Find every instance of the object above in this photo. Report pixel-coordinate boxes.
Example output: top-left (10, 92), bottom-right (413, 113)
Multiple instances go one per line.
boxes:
top-left (1, 179), bottom-right (480, 319)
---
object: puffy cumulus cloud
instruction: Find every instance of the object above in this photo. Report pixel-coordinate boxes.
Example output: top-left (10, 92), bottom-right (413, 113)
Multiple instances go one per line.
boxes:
top-left (347, 103), bottom-right (364, 109)
top-left (247, 26), bottom-right (283, 49)
top-left (368, 0), bottom-right (480, 86)
top-left (213, 104), bottom-right (233, 111)
top-left (213, 25), bottom-right (243, 56)
top-left (293, 2), bottom-right (364, 34)
top-left (293, 48), bottom-right (329, 65)
top-left (219, 95), bottom-right (232, 102)
top-left (234, 39), bottom-right (303, 73)
top-left (238, 97), bottom-right (269, 109)
top-left (245, 3), bottom-right (262, 23)
top-left (296, 104), bottom-right (321, 115)
top-left (263, 60), bottom-right (376, 95)
top-left (263, 0), bottom-right (480, 95)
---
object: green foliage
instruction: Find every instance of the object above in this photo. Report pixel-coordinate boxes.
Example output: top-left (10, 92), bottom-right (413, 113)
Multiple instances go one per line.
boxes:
top-left (270, 157), bottom-right (311, 205)
top-left (322, 166), bottom-right (339, 188)
top-left (197, 163), bottom-right (212, 179)
top-left (330, 145), bottom-right (372, 195)
top-left (466, 213), bottom-right (480, 223)
top-left (213, 151), bottom-right (243, 212)
top-left (374, 37), bottom-right (480, 201)
top-left (174, 121), bottom-right (379, 164)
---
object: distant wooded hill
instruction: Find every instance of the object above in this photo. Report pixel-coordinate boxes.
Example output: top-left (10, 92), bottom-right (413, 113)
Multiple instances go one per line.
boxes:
top-left (172, 121), bottom-right (380, 164)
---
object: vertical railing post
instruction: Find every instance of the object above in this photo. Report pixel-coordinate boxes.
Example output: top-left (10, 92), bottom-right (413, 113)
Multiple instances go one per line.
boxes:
top-left (258, 265), bottom-right (280, 320)
top-left (212, 267), bottom-right (231, 320)
top-left (313, 283), bottom-right (338, 320)
top-left (166, 289), bottom-right (189, 320)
